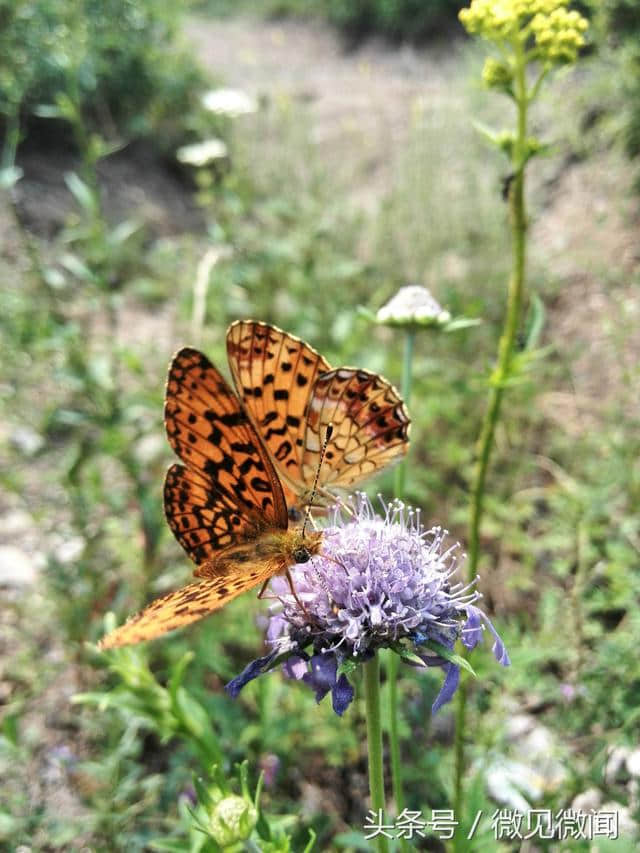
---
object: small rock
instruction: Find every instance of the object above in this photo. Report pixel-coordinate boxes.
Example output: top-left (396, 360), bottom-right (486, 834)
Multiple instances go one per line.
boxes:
top-left (9, 426), bottom-right (45, 456)
top-left (600, 802), bottom-right (636, 837)
top-left (571, 787), bottom-right (602, 812)
top-left (54, 537), bottom-right (85, 564)
top-left (134, 433), bottom-right (165, 466)
top-left (0, 546), bottom-right (37, 585)
top-left (505, 713), bottom-right (535, 739)
top-left (486, 758), bottom-right (543, 812)
top-left (0, 509), bottom-right (35, 536)
top-left (604, 745), bottom-right (630, 785)
top-left (506, 714), bottom-right (567, 791)
top-left (626, 748), bottom-right (640, 779)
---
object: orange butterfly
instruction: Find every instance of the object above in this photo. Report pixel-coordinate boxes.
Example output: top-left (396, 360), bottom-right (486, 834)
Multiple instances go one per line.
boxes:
top-left (99, 323), bottom-right (409, 648)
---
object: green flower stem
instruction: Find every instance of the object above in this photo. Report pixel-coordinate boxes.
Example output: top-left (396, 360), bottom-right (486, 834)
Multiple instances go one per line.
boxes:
top-left (393, 328), bottom-right (416, 500)
top-left (453, 38), bottom-right (529, 817)
top-left (364, 653), bottom-right (389, 853)
top-left (388, 327), bottom-right (415, 852)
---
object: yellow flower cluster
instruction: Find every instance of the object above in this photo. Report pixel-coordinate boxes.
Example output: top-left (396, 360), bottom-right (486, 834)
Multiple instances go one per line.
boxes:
top-left (460, 0), bottom-right (588, 66)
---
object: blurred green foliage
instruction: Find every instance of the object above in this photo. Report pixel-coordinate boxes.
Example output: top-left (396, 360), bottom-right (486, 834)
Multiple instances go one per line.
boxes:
top-left (601, 0), bottom-right (640, 167)
top-left (324, 0), bottom-right (466, 42)
top-left (203, 0), bottom-right (465, 42)
top-left (0, 0), bottom-right (204, 159)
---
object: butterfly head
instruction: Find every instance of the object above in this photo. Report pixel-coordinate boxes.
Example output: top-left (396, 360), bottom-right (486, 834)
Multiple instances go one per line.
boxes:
top-left (285, 528), bottom-right (323, 566)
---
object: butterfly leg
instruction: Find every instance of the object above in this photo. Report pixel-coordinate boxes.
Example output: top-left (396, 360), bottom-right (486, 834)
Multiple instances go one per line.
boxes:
top-left (284, 568), bottom-right (311, 616)
top-left (257, 578), bottom-right (272, 599)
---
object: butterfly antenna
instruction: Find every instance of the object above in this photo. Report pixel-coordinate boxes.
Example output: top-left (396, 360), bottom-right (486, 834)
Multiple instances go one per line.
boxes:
top-left (302, 423), bottom-right (333, 539)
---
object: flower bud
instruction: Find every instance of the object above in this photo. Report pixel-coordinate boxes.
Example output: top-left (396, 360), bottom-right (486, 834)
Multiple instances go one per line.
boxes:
top-left (482, 57), bottom-right (514, 90)
top-left (208, 795), bottom-right (258, 847)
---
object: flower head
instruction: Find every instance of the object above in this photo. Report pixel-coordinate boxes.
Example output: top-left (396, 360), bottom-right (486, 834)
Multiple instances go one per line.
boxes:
top-left (226, 495), bottom-right (509, 715)
top-left (459, 0), bottom-right (589, 71)
top-left (202, 88), bottom-right (257, 117)
top-left (376, 285), bottom-right (451, 328)
top-left (176, 138), bottom-right (228, 167)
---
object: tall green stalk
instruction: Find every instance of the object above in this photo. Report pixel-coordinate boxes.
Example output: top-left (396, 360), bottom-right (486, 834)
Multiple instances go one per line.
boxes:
top-left (453, 0), bottom-right (589, 818)
top-left (364, 654), bottom-right (390, 853)
top-left (453, 33), bottom-right (530, 819)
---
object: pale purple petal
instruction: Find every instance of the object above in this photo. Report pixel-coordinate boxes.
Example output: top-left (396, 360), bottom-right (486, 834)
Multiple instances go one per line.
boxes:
top-left (283, 655), bottom-right (309, 680)
top-left (461, 606), bottom-right (484, 650)
top-left (463, 605), bottom-right (510, 666)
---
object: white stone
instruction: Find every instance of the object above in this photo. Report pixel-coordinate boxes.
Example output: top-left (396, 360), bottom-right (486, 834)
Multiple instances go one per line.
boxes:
top-left (600, 802), bottom-right (637, 837)
top-left (626, 748), bottom-right (640, 779)
top-left (54, 538), bottom-right (85, 564)
top-left (604, 745), bottom-right (630, 785)
top-left (571, 787), bottom-right (602, 812)
top-left (0, 546), bottom-right (37, 585)
top-left (10, 426), bottom-right (44, 456)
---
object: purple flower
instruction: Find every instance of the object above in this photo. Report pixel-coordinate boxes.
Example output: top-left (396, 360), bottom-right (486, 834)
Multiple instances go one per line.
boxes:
top-left (226, 495), bottom-right (509, 714)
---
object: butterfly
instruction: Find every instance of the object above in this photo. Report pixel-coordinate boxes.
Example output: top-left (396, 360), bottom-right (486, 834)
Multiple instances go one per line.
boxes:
top-left (226, 320), bottom-right (410, 513)
top-left (98, 323), bottom-right (409, 648)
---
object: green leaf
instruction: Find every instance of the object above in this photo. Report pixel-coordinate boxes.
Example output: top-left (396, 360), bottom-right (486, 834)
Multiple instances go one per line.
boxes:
top-left (59, 252), bottom-right (97, 283)
top-left (422, 640), bottom-right (476, 676)
top-left (393, 645), bottom-right (428, 667)
top-left (443, 317), bottom-right (482, 332)
top-left (64, 172), bottom-right (98, 215)
top-left (523, 293), bottom-right (545, 351)
top-left (0, 165), bottom-right (23, 189)
top-left (168, 651), bottom-right (195, 703)
top-left (337, 658), bottom-right (359, 678)
top-left (193, 775), bottom-right (215, 809)
top-left (302, 828), bottom-right (317, 852)
top-left (108, 219), bottom-right (142, 247)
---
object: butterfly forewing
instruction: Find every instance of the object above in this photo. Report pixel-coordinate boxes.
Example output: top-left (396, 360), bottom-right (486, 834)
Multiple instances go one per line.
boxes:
top-left (99, 560), bottom-right (278, 649)
top-left (227, 320), bottom-right (331, 498)
top-left (164, 347), bottom-right (288, 527)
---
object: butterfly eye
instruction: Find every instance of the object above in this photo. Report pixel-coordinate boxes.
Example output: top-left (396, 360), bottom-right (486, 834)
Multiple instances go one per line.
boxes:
top-left (288, 506), bottom-right (304, 523)
top-left (294, 546), bottom-right (311, 564)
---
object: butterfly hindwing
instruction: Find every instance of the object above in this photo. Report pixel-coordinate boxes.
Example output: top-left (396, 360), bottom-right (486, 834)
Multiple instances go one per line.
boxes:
top-left (98, 560), bottom-right (278, 649)
top-left (164, 463), bottom-right (268, 566)
top-left (302, 367), bottom-right (410, 489)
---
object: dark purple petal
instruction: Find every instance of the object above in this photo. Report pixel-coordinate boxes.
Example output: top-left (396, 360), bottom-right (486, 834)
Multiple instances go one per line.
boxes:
top-left (332, 674), bottom-right (354, 716)
top-left (225, 651), bottom-right (279, 698)
top-left (432, 663), bottom-right (460, 713)
top-left (302, 653), bottom-right (337, 702)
